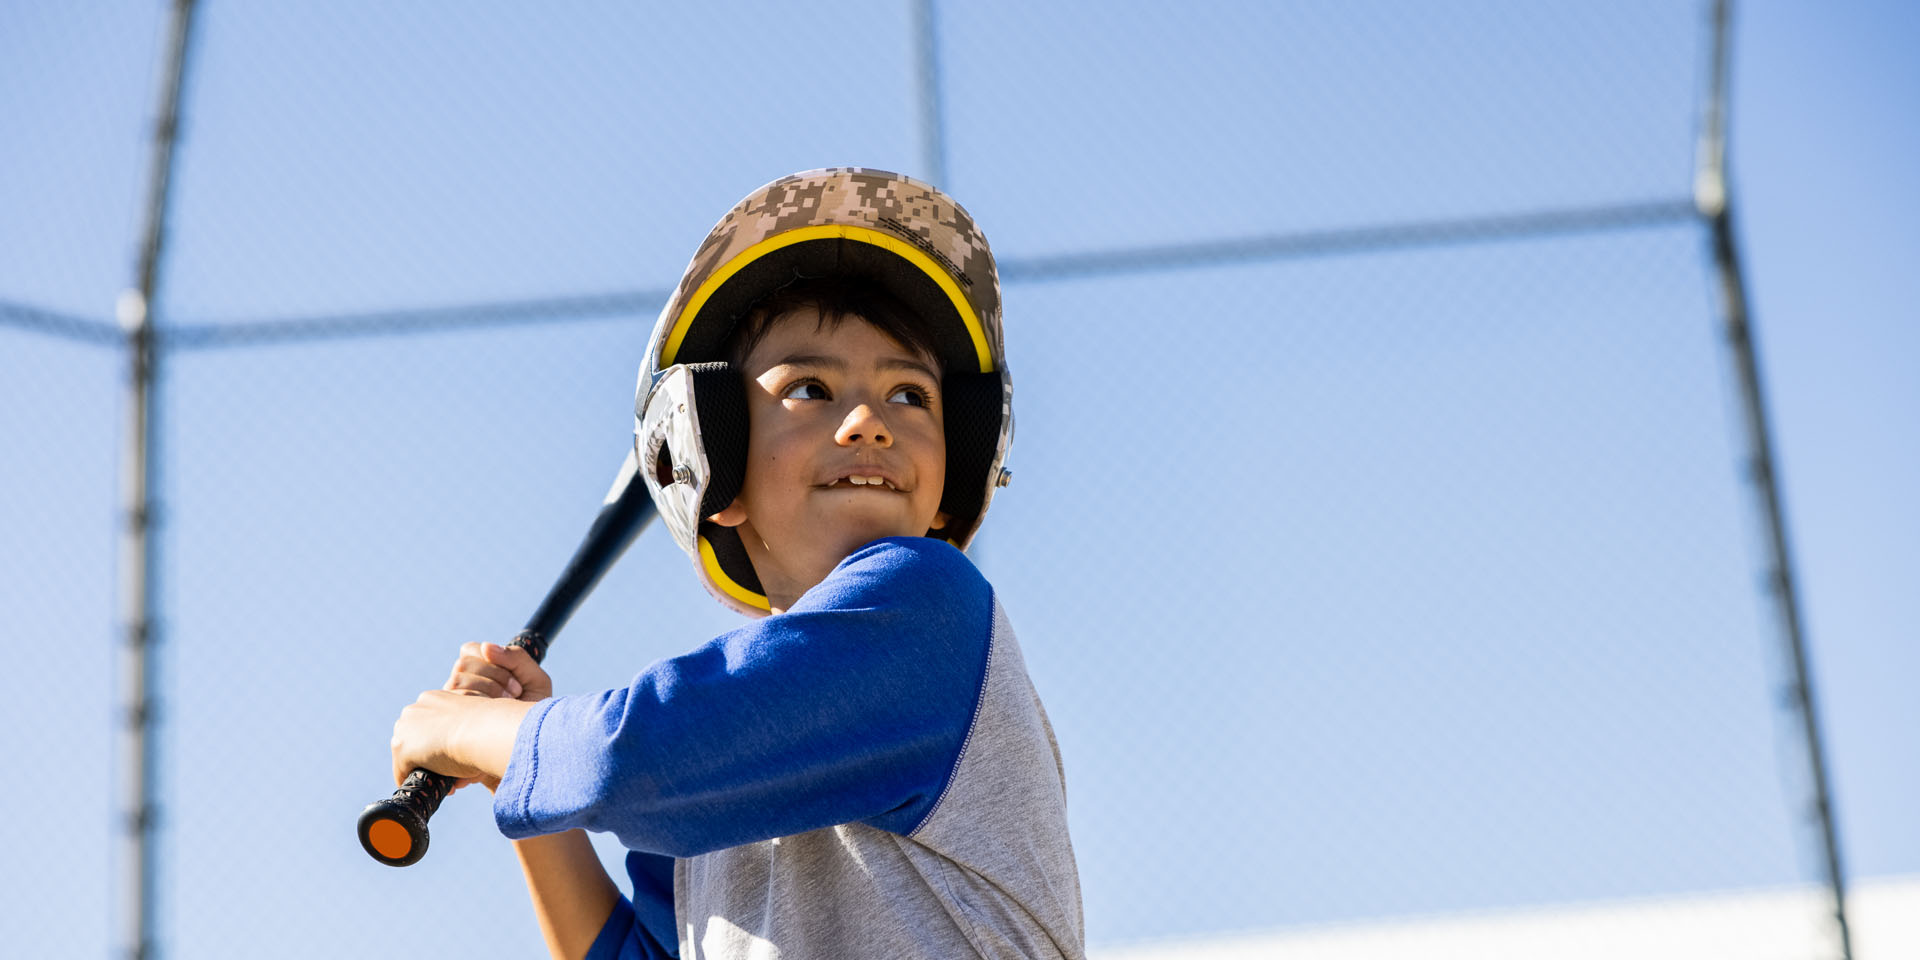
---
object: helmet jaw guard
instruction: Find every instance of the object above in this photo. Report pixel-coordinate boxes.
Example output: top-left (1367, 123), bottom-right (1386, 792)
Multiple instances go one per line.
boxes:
top-left (932, 363), bottom-right (1014, 550)
top-left (635, 168), bottom-right (1011, 616)
top-left (636, 365), bottom-right (710, 569)
top-left (636, 359), bottom-right (763, 616)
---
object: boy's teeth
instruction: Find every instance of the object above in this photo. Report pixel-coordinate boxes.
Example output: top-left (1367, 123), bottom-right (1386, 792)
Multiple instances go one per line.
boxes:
top-left (840, 475), bottom-right (894, 488)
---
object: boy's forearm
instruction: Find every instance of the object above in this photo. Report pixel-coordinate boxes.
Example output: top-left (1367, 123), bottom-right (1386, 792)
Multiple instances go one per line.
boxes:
top-left (453, 698), bottom-right (620, 957)
top-left (512, 829), bottom-right (623, 960)
top-left (459, 699), bottom-right (625, 957)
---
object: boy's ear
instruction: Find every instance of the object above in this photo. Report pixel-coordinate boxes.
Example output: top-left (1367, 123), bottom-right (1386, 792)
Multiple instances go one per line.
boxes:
top-left (707, 501), bottom-right (748, 527)
top-left (929, 510), bottom-right (950, 532)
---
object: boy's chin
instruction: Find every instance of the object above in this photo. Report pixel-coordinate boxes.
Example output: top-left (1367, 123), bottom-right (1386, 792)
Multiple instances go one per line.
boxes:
top-left (808, 516), bottom-right (935, 559)
top-left (812, 497), bottom-right (932, 536)
top-left (830, 519), bottom-right (931, 550)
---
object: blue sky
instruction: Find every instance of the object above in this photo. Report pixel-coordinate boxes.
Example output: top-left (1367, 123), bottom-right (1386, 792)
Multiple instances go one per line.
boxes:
top-left (1732, 0), bottom-right (1920, 884)
top-left (1, 2), bottom-right (1913, 956)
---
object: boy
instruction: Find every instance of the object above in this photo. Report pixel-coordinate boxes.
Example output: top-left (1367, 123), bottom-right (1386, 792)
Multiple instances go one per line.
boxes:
top-left (389, 169), bottom-right (1084, 959)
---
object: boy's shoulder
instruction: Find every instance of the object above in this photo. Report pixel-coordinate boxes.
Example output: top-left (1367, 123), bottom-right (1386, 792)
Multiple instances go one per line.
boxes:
top-left (839, 535), bottom-right (980, 577)
top-left (795, 536), bottom-right (990, 615)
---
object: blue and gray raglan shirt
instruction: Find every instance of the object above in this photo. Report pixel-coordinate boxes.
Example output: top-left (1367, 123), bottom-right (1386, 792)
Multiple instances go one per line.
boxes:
top-left (491, 537), bottom-right (1085, 959)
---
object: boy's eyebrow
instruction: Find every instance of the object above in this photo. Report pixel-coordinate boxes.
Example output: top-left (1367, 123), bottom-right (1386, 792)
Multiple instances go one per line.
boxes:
top-left (770, 353), bottom-right (940, 381)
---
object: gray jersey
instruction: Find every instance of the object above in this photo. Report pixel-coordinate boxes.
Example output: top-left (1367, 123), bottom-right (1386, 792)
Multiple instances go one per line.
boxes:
top-left (675, 602), bottom-right (1084, 959)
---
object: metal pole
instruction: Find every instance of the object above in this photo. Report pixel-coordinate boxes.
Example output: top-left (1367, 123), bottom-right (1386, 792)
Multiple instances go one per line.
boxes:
top-left (1696, 3), bottom-right (1852, 958)
top-left (120, 2), bottom-right (198, 958)
top-left (911, 0), bottom-right (948, 187)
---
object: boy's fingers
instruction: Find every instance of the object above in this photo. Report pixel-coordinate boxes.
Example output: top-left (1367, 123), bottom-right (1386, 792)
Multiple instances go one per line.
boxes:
top-left (484, 643), bottom-right (552, 701)
top-left (484, 643), bottom-right (544, 677)
top-left (481, 642), bottom-right (529, 667)
top-left (456, 641), bottom-right (487, 668)
top-left (445, 674), bottom-right (506, 699)
top-left (446, 654), bottom-right (516, 693)
top-left (439, 644), bottom-right (540, 701)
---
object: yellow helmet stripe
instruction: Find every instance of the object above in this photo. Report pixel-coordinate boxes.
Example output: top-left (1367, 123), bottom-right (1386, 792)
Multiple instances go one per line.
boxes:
top-left (661, 224), bottom-right (992, 373)
top-left (698, 534), bottom-right (769, 611)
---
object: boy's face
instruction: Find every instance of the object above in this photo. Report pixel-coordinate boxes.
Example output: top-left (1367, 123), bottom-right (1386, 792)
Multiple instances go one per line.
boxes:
top-left (709, 307), bottom-right (949, 611)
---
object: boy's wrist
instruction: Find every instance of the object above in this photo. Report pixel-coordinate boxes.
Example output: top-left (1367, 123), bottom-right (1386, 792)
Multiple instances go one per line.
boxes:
top-left (457, 695), bottom-right (538, 783)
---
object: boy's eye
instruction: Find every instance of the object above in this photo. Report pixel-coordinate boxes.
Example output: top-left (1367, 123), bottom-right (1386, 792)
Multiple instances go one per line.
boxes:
top-left (783, 381), bottom-right (830, 401)
top-left (888, 386), bottom-right (929, 408)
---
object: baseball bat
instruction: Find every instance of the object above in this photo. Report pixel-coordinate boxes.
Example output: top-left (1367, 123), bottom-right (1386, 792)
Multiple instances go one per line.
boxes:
top-left (358, 448), bottom-right (657, 867)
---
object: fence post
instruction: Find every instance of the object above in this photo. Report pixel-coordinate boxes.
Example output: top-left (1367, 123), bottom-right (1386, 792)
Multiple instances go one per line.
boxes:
top-left (118, 2), bottom-right (199, 957)
top-left (1696, 3), bottom-right (1852, 958)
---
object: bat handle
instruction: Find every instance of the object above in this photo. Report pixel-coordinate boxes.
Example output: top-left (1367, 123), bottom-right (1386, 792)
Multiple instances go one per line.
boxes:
top-left (358, 629), bottom-right (550, 867)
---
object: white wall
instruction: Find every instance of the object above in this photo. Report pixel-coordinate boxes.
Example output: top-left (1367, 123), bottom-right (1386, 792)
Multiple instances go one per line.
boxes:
top-left (1099, 875), bottom-right (1917, 960)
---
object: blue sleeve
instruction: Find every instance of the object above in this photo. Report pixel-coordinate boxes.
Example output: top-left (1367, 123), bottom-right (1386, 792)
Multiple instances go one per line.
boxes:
top-left (584, 852), bottom-right (678, 960)
top-left (494, 536), bottom-right (993, 857)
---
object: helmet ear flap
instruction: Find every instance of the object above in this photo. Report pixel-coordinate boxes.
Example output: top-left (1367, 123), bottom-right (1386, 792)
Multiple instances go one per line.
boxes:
top-left (938, 369), bottom-right (1009, 545)
top-left (684, 362), bottom-right (748, 519)
top-left (682, 363), bottom-right (766, 606)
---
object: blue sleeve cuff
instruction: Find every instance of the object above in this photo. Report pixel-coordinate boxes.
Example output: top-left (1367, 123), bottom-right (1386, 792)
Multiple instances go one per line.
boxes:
top-left (492, 695), bottom-right (559, 839)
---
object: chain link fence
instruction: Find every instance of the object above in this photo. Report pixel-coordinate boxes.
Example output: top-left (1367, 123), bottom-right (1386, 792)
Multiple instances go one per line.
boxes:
top-left (2, 2), bottom-right (1847, 957)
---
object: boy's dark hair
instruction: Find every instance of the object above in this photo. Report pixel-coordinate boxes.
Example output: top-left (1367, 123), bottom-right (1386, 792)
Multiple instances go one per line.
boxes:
top-left (724, 276), bottom-right (946, 379)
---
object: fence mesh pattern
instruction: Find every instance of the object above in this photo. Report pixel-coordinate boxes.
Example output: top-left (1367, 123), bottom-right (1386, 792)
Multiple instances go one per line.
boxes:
top-left (1, 2), bottom-right (1838, 957)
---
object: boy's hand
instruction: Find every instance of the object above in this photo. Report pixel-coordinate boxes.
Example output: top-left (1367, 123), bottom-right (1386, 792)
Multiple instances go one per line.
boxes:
top-left (445, 641), bottom-right (552, 703)
top-left (389, 642), bottom-right (548, 793)
top-left (390, 690), bottom-right (535, 791)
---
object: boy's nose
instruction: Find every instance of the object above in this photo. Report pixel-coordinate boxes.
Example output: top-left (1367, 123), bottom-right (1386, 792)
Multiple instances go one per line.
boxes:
top-left (836, 403), bottom-right (891, 447)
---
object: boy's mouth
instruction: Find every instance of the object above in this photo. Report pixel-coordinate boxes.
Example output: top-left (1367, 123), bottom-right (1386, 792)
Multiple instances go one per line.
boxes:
top-left (824, 474), bottom-right (901, 492)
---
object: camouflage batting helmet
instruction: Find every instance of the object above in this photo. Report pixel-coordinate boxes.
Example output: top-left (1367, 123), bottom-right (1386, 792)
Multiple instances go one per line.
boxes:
top-left (635, 168), bottom-right (1013, 616)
